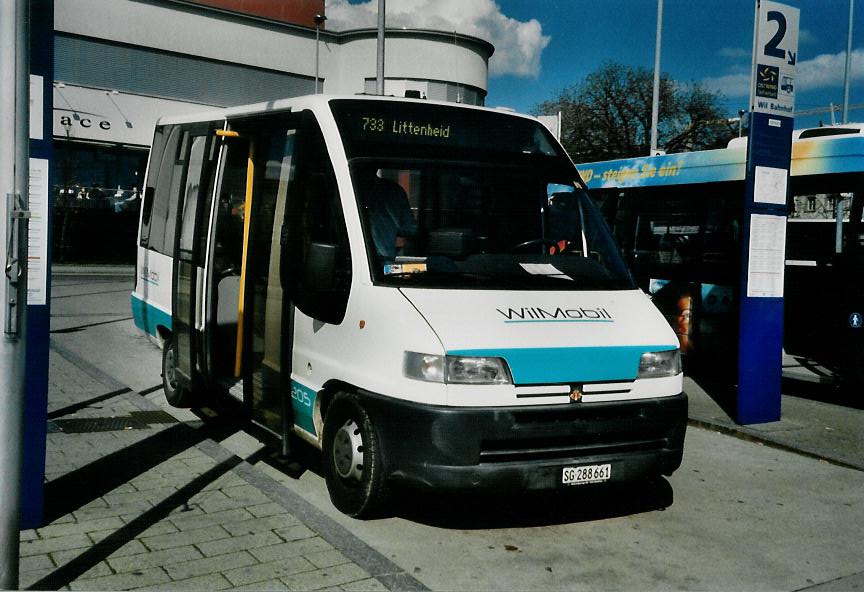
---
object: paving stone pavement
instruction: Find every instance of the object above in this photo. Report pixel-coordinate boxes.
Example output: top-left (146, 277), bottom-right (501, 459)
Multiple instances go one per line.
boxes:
top-left (18, 345), bottom-right (420, 592)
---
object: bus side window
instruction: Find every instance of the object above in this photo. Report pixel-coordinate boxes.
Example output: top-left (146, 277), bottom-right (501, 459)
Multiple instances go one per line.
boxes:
top-left (139, 125), bottom-right (170, 247)
top-left (146, 126), bottom-right (185, 254)
top-left (139, 186), bottom-right (155, 247)
top-left (163, 131), bottom-right (190, 255)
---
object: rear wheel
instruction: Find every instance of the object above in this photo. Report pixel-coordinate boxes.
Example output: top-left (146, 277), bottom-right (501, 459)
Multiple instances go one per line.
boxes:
top-left (322, 393), bottom-right (389, 518)
top-left (161, 335), bottom-right (195, 407)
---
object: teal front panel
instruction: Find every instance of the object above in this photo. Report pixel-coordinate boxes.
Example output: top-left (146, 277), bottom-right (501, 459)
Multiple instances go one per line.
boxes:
top-left (448, 346), bottom-right (675, 384)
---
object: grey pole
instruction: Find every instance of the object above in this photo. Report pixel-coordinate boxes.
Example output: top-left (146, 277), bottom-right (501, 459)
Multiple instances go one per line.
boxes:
top-left (843, 0), bottom-right (855, 124)
top-left (376, 0), bottom-right (385, 95)
top-left (314, 14), bottom-right (327, 94)
top-left (649, 0), bottom-right (663, 155)
top-left (0, 0), bottom-right (30, 588)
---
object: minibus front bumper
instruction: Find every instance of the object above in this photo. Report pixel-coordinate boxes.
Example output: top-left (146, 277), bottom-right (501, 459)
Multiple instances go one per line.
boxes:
top-left (360, 391), bottom-right (687, 490)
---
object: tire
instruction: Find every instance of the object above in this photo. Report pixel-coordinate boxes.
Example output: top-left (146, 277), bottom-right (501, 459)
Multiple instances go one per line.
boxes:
top-left (322, 393), bottom-right (389, 519)
top-left (161, 335), bottom-right (195, 408)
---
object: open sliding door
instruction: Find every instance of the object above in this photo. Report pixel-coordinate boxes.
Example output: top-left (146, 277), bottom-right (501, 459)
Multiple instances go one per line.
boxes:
top-left (171, 124), bottom-right (218, 401)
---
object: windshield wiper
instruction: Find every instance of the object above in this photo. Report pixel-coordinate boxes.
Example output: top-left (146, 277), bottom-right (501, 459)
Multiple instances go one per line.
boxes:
top-left (381, 269), bottom-right (497, 282)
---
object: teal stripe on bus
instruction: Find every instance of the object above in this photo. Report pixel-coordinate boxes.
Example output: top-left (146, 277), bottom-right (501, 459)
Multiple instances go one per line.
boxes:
top-left (447, 345), bottom-right (676, 384)
top-left (131, 294), bottom-right (172, 338)
top-left (290, 380), bottom-right (317, 436)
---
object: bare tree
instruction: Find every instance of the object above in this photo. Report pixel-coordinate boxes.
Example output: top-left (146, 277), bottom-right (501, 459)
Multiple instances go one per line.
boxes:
top-left (534, 62), bottom-right (736, 162)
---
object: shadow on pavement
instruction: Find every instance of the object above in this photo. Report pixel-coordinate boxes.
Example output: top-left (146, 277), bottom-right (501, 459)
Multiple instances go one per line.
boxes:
top-left (254, 430), bottom-right (673, 529)
top-left (31, 454), bottom-right (242, 591)
top-left (690, 374), bottom-right (737, 418)
top-left (781, 377), bottom-right (864, 410)
top-left (43, 419), bottom-right (239, 524)
top-left (386, 478), bottom-right (673, 529)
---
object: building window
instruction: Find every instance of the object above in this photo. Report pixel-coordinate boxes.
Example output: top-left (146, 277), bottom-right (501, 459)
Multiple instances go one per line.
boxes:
top-left (54, 140), bottom-right (148, 204)
top-left (53, 140), bottom-right (149, 263)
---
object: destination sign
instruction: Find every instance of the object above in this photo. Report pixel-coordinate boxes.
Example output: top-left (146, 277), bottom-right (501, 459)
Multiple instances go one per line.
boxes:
top-left (361, 116), bottom-right (452, 139)
top-left (330, 99), bottom-right (563, 160)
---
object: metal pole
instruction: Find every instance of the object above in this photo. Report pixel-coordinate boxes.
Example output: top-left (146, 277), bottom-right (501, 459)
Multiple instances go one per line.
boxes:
top-left (315, 23), bottom-right (320, 94)
top-left (749, 0), bottom-right (760, 111)
top-left (649, 0), bottom-right (663, 154)
top-left (843, 0), bottom-right (855, 124)
top-left (314, 13), bottom-right (326, 94)
top-left (0, 0), bottom-right (30, 587)
top-left (376, 0), bottom-right (385, 95)
top-left (836, 195), bottom-right (846, 254)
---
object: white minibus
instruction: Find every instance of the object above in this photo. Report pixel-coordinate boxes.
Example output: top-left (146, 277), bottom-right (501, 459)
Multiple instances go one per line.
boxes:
top-left (132, 95), bottom-right (686, 518)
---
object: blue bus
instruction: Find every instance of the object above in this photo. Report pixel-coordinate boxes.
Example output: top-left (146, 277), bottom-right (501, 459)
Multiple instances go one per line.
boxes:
top-left (577, 125), bottom-right (864, 384)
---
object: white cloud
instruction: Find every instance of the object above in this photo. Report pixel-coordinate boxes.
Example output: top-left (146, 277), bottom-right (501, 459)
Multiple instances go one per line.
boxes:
top-left (324, 0), bottom-right (550, 78)
top-left (718, 47), bottom-right (750, 59)
top-left (702, 48), bottom-right (864, 97)
top-left (798, 29), bottom-right (817, 45)
top-left (797, 48), bottom-right (864, 90)
top-left (701, 72), bottom-right (751, 97)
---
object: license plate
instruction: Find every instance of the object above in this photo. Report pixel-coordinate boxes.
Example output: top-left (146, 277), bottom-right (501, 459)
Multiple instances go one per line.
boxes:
top-left (562, 463), bottom-right (611, 485)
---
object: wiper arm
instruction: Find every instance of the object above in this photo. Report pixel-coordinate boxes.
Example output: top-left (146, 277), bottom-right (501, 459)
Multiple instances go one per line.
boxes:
top-left (382, 269), bottom-right (496, 281)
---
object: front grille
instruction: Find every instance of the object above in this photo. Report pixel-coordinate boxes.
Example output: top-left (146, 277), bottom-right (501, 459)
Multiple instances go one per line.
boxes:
top-left (511, 403), bottom-right (645, 426)
top-left (479, 435), bottom-right (668, 464)
top-left (514, 380), bottom-right (635, 401)
top-left (479, 400), bottom-right (676, 464)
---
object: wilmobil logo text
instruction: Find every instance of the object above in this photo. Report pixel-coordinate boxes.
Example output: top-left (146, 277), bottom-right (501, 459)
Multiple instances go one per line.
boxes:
top-left (497, 307), bottom-right (613, 323)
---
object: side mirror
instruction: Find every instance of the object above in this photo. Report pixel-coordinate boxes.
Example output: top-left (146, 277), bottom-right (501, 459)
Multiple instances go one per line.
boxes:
top-left (292, 242), bottom-right (348, 325)
top-left (304, 242), bottom-right (338, 292)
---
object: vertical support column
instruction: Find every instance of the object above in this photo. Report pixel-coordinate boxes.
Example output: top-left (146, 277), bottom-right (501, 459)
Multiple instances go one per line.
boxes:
top-left (737, 1), bottom-right (799, 424)
top-left (738, 113), bottom-right (792, 423)
top-left (649, 0), bottom-right (663, 155)
top-left (0, 0), bottom-right (31, 587)
top-left (22, 0), bottom-right (54, 529)
top-left (843, 0), bottom-right (855, 124)
top-left (376, 0), bottom-right (385, 95)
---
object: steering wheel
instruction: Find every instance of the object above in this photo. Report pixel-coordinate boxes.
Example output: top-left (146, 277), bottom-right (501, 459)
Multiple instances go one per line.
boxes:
top-left (509, 238), bottom-right (562, 253)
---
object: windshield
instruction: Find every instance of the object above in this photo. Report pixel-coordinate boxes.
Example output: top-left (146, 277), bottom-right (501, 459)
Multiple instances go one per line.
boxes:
top-left (331, 100), bottom-right (635, 291)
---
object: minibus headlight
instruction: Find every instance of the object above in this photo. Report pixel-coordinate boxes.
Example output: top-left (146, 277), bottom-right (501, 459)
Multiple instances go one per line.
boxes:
top-left (403, 352), bottom-right (446, 383)
top-left (446, 356), bottom-right (512, 384)
top-left (403, 352), bottom-right (512, 385)
top-left (638, 349), bottom-right (682, 379)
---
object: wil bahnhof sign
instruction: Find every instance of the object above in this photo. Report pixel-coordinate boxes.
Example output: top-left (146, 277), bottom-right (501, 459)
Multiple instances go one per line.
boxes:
top-left (737, 0), bottom-right (799, 424)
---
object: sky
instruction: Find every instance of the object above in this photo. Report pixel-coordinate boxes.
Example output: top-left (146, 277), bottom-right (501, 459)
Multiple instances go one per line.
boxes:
top-left (325, 0), bottom-right (862, 130)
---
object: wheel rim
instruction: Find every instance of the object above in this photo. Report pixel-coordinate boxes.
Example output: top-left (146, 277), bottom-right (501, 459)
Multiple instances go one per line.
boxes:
top-left (332, 419), bottom-right (364, 481)
top-left (165, 347), bottom-right (177, 390)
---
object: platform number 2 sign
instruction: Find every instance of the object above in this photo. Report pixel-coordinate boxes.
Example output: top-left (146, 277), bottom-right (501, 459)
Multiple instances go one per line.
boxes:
top-left (762, 10), bottom-right (798, 66)
top-left (753, 1), bottom-right (799, 113)
top-left (757, 1), bottom-right (799, 68)
top-left (764, 11), bottom-right (794, 63)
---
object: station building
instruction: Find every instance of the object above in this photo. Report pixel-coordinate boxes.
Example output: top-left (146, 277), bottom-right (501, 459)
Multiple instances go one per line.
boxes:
top-left (51, 0), bottom-right (494, 261)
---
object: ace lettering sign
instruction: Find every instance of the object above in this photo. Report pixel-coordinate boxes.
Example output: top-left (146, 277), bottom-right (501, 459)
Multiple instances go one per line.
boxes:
top-left (751, 1), bottom-right (800, 116)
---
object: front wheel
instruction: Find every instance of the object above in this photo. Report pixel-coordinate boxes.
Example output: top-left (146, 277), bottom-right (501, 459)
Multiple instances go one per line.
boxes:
top-left (322, 393), bottom-right (389, 518)
top-left (161, 335), bottom-right (195, 408)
